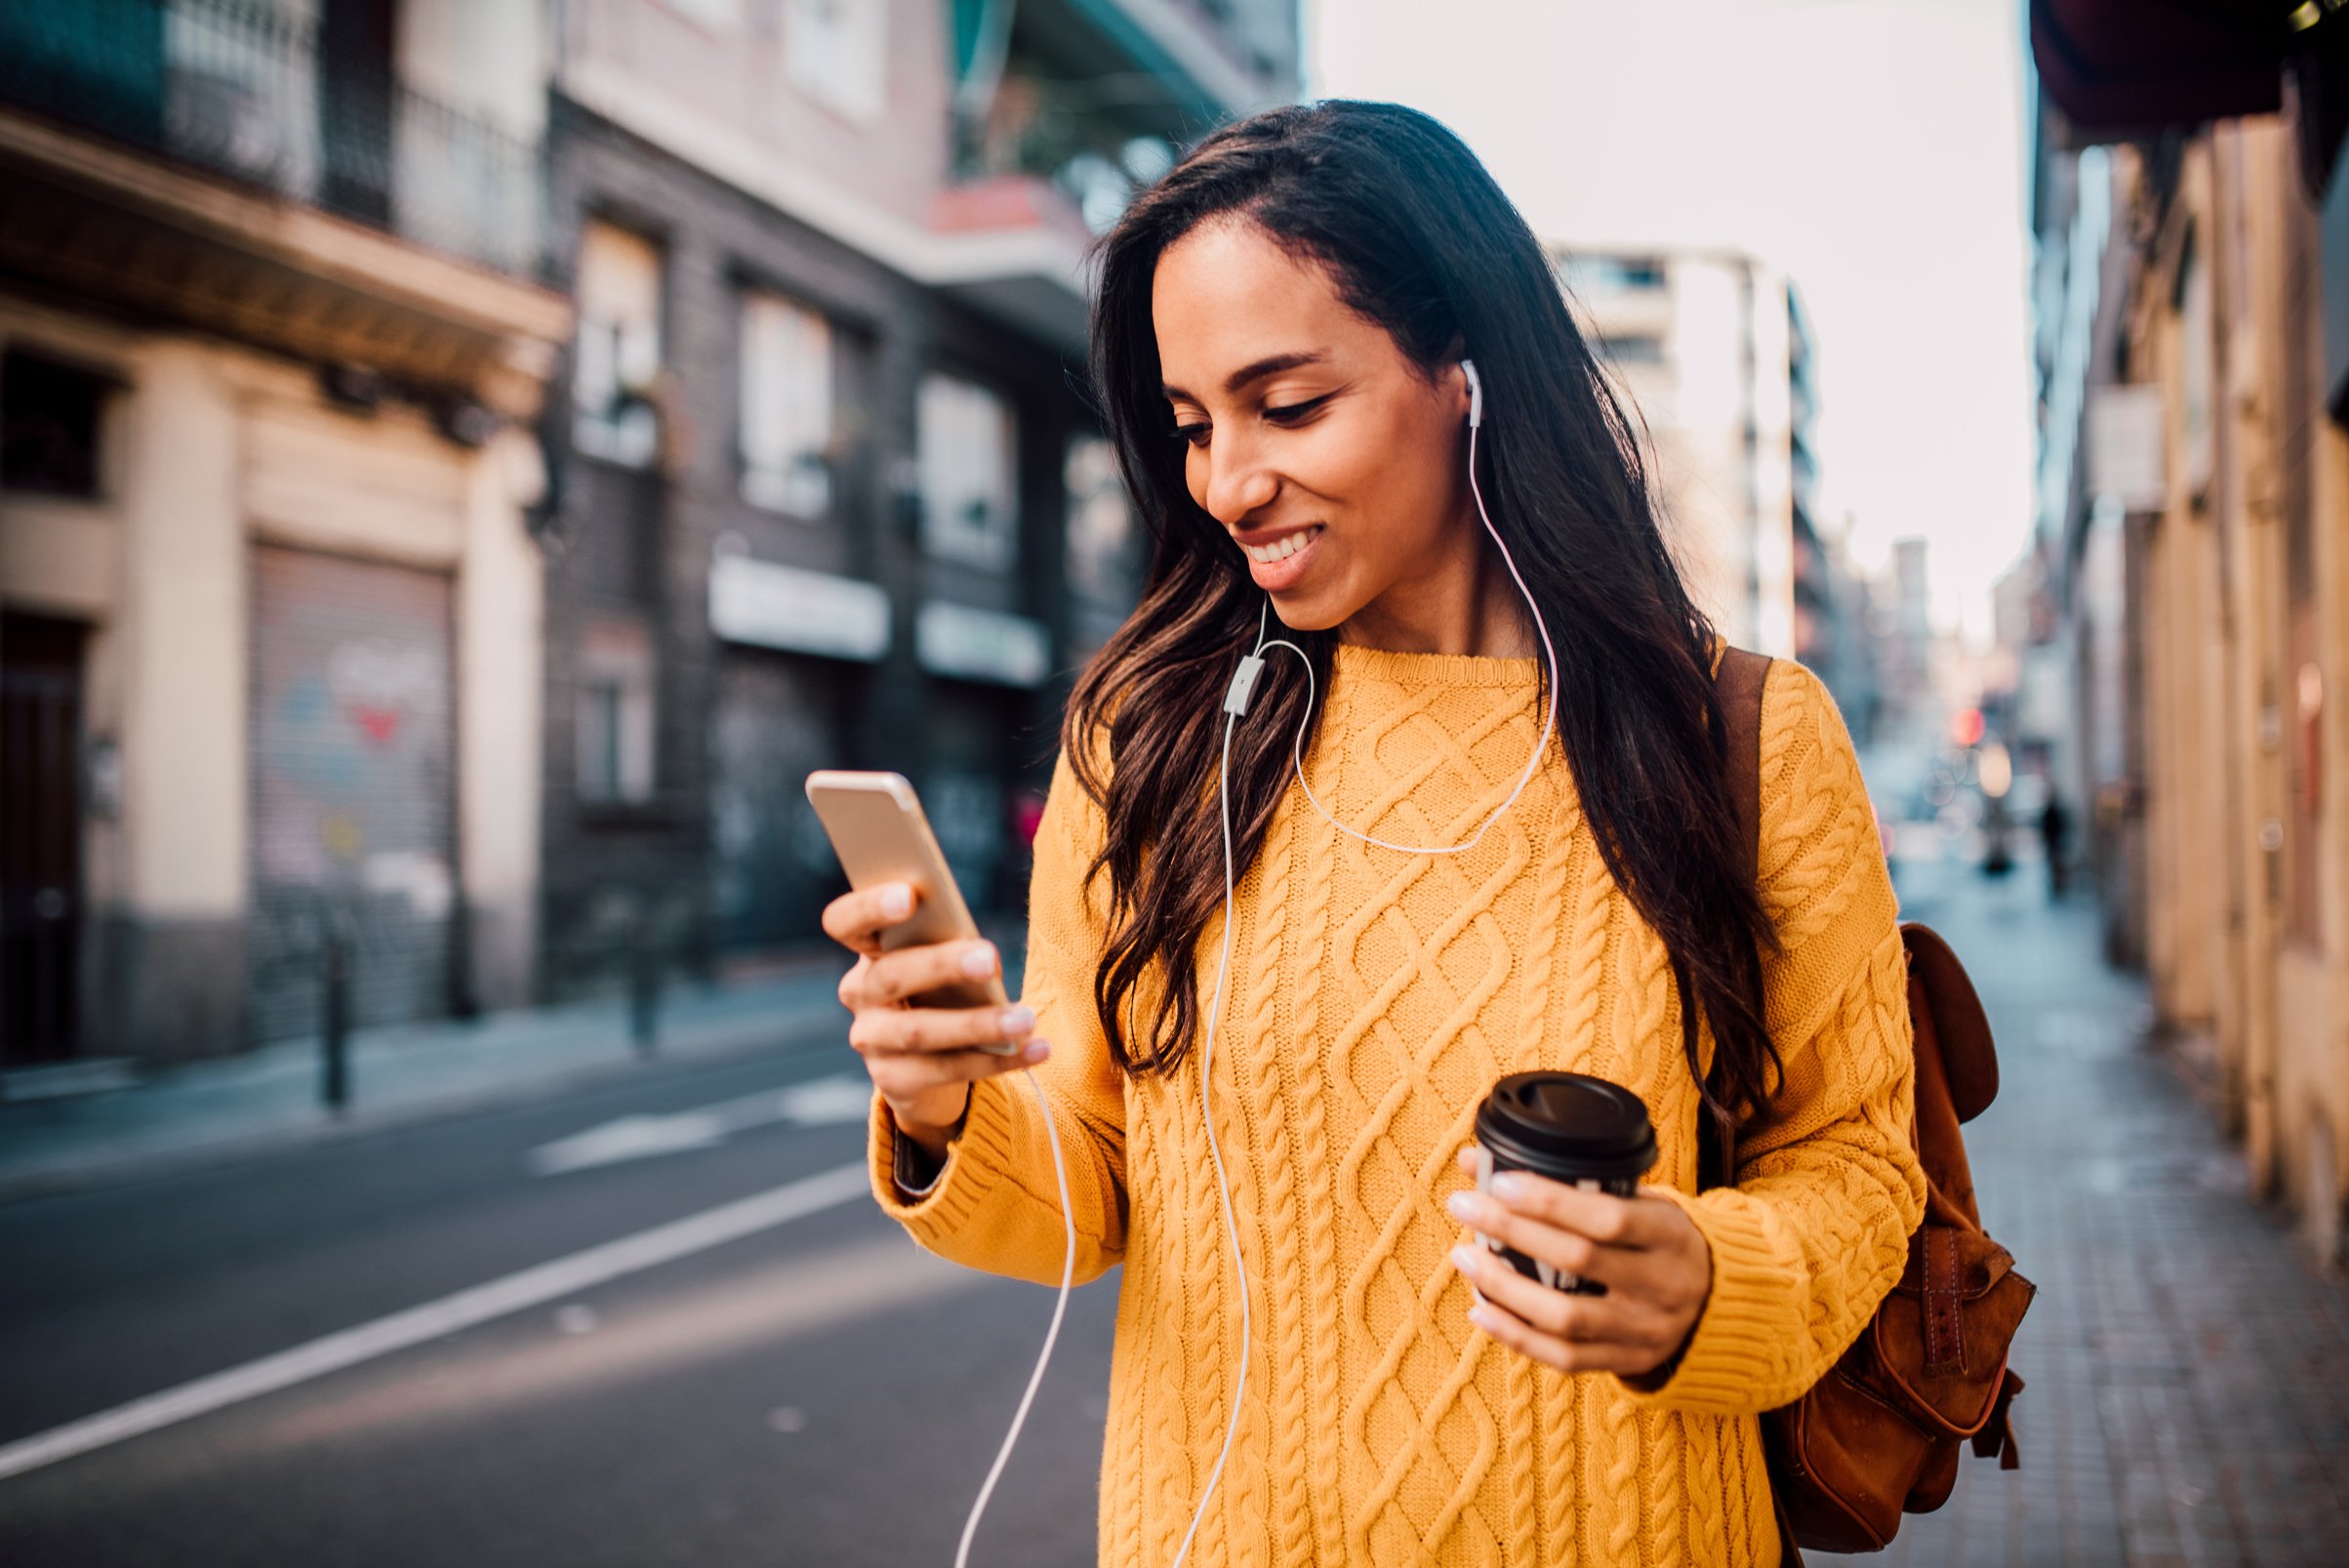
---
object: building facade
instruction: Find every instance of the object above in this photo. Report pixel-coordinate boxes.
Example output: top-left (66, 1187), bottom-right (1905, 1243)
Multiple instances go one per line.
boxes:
top-left (535, 1), bottom-right (1301, 994)
top-left (2025, 0), bottom-right (2349, 1263)
top-left (1556, 248), bottom-right (1806, 662)
top-left (0, 0), bottom-right (568, 1064)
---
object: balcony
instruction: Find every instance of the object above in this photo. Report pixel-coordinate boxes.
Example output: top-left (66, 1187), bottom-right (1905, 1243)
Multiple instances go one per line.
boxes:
top-left (0, 0), bottom-right (566, 414)
top-left (1, 0), bottom-right (546, 275)
top-left (1003, 0), bottom-right (1293, 126)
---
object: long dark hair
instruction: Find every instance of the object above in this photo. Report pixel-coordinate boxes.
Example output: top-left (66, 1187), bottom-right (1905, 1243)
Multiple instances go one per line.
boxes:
top-left (1067, 101), bottom-right (1780, 1129)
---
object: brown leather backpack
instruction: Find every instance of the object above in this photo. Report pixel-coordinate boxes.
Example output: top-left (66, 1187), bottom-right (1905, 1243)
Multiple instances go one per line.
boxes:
top-left (1712, 649), bottom-right (2035, 1558)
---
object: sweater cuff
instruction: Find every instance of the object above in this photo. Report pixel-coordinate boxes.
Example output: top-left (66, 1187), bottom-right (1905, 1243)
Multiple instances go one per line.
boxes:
top-left (1615, 1186), bottom-right (1790, 1415)
top-left (869, 1073), bottom-right (1020, 1246)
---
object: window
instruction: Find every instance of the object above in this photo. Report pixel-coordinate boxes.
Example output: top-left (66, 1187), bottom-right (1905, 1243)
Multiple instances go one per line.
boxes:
top-left (2286, 514), bottom-right (2322, 945)
top-left (1065, 435), bottom-right (1134, 599)
top-left (662, 0), bottom-right (741, 28)
top-left (2178, 230), bottom-right (2213, 499)
top-left (1564, 255), bottom-right (1666, 295)
top-left (740, 290), bottom-right (834, 516)
top-left (573, 221), bottom-right (664, 467)
top-left (786, 0), bottom-right (887, 124)
top-left (576, 616), bottom-right (655, 803)
top-left (918, 372), bottom-right (1017, 571)
top-left (1600, 333), bottom-right (1666, 366)
top-left (2, 352), bottom-right (111, 498)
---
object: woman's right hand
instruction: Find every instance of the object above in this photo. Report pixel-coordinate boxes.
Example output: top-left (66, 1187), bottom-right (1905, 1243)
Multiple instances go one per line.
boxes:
top-left (823, 882), bottom-right (1049, 1162)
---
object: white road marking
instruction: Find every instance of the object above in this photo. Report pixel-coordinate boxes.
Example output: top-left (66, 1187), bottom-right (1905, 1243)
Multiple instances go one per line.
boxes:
top-left (774, 1073), bottom-right (879, 1127)
top-left (530, 1113), bottom-right (727, 1174)
top-left (530, 1073), bottom-right (872, 1176)
top-left (0, 1159), bottom-right (871, 1485)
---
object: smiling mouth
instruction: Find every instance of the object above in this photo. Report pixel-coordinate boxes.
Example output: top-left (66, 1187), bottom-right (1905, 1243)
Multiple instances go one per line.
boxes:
top-left (1239, 525), bottom-right (1322, 564)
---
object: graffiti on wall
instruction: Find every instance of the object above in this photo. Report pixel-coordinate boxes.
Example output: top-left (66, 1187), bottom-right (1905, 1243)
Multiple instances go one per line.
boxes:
top-left (249, 547), bottom-right (457, 1042)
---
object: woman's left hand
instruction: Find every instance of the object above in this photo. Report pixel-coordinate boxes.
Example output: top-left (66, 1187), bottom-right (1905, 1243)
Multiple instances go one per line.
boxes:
top-left (1443, 1146), bottom-right (1713, 1378)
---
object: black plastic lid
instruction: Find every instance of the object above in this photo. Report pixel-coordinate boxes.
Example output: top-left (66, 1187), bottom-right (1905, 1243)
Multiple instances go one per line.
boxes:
top-left (1475, 1071), bottom-right (1658, 1179)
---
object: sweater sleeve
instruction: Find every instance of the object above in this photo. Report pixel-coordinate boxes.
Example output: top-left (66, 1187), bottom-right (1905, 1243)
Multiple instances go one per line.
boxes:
top-left (1627, 660), bottom-right (1927, 1416)
top-left (866, 748), bottom-right (1129, 1287)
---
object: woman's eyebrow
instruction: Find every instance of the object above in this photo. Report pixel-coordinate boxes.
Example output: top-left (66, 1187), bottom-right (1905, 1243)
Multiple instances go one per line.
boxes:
top-left (1161, 350), bottom-right (1329, 403)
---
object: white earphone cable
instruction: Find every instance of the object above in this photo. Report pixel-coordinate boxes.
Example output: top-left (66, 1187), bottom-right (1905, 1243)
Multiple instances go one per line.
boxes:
top-left (1165, 709), bottom-right (1254, 1568)
top-left (952, 1066), bottom-right (1075, 1568)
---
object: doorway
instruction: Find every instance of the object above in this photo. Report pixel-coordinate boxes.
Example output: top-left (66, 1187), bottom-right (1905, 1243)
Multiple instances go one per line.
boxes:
top-left (2, 611), bottom-right (89, 1065)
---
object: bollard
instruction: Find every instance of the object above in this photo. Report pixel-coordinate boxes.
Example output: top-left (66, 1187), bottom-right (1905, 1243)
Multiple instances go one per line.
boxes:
top-left (321, 927), bottom-right (351, 1114)
top-left (628, 913), bottom-right (660, 1057)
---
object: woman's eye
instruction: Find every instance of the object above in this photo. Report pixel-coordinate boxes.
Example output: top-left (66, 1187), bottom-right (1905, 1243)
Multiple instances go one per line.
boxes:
top-left (1264, 393), bottom-right (1333, 425)
top-left (1171, 422), bottom-right (1210, 448)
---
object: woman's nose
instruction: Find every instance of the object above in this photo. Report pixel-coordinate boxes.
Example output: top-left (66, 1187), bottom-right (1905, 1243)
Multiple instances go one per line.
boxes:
top-left (1198, 441), bottom-right (1279, 526)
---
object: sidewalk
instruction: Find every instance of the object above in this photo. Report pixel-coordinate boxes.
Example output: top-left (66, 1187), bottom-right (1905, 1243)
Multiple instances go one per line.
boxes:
top-left (0, 955), bottom-right (858, 1202)
top-left (1860, 852), bottom-right (2349, 1567)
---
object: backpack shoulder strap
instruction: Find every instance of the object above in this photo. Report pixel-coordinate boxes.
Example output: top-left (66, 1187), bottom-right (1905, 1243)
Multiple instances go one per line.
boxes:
top-left (1716, 645), bottom-right (1770, 865)
top-left (1701, 646), bottom-right (1771, 1192)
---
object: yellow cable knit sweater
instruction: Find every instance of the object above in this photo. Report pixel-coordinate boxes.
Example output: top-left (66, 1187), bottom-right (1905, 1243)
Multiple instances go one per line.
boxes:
top-left (870, 647), bottom-right (1925, 1567)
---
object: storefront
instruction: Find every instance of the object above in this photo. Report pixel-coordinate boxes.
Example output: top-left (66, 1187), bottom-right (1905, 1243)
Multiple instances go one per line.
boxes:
top-left (707, 552), bottom-right (887, 952)
top-left (915, 600), bottom-right (1053, 916)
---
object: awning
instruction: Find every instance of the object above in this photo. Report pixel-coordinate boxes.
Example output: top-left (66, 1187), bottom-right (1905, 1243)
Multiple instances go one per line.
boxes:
top-left (2030, 0), bottom-right (2289, 135)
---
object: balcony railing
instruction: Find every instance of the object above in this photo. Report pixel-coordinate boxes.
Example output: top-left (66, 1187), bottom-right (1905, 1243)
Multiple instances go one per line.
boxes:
top-left (0, 0), bottom-right (547, 279)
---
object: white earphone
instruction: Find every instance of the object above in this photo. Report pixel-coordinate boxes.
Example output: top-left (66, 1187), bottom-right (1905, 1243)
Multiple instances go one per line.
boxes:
top-left (956, 359), bottom-right (1553, 1568)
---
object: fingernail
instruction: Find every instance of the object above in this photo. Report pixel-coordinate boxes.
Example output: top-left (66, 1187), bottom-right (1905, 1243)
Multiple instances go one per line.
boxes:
top-left (1488, 1172), bottom-right (1525, 1202)
top-left (962, 944), bottom-right (998, 979)
top-left (880, 885), bottom-right (911, 918)
top-left (998, 1004), bottom-right (1034, 1036)
top-left (1445, 1190), bottom-right (1478, 1222)
top-left (1024, 1039), bottom-right (1051, 1063)
top-left (1449, 1245), bottom-right (1479, 1273)
top-left (1468, 1306), bottom-right (1499, 1334)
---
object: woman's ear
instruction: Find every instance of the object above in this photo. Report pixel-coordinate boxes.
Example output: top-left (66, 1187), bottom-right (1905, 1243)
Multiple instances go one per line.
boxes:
top-left (1438, 359), bottom-right (1475, 424)
top-left (1437, 336), bottom-right (1474, 423)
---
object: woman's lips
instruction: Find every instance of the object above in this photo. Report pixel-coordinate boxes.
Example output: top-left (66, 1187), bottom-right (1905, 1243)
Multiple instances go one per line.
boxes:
top-left (1240, 524), bottom-right (1324, 591)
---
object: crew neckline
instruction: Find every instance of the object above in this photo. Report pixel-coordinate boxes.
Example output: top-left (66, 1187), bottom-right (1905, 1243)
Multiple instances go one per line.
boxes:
top-left (1330, 641), bottom-right (1543, 689)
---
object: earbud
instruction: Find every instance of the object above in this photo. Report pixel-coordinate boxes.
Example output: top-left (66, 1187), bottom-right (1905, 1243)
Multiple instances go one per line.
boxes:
top-left (1462, 358), bottom-right (1484, 429)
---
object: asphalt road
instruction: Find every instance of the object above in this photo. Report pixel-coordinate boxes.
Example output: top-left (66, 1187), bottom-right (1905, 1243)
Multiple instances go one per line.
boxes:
top-left (0, 1037), bottom-right (1118, 1567)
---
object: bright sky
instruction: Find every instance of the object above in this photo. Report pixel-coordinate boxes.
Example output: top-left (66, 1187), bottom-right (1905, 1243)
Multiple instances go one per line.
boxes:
top-left (1306, 0), bottom-right (2037, 642)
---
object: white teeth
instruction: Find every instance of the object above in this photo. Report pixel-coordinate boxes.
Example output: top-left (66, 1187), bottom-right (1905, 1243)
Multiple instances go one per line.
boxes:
top-left (1242, 527), bottom-right (1319, 564)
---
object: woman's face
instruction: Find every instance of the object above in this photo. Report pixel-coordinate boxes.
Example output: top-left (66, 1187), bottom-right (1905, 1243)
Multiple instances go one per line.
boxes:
top-left (1152, 219), bottom-right (1477, 636)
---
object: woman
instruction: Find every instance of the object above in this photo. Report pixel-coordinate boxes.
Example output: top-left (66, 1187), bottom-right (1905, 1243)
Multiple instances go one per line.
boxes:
top-left (825, 101), bottom-right (1923, 1567)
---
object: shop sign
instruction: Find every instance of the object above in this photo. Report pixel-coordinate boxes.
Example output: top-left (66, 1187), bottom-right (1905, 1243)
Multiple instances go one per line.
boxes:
top-left (2085, 385), bottom-right (2167, 512)
top-left (709, 556), bottom-right (890, 662)
top-left (915, 601), bottom-right (1051, 688)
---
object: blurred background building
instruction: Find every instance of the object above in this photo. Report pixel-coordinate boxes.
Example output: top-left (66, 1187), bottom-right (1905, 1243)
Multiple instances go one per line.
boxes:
top-left (1782, 293), bottom-right (1883, 744)
top-left (0, 1), bottom-right (569, 1062)
top-left (0, 0), bottom-right (1301, 1067)
top-left (535, 0), bottom-right (1295, 999)
top-left (1557, 252), bottom-right (1806, 663)
top-left (1870, 536), bottom-right (1938, 745)
top-left (2019, 0), bottom-right (2349, 1263)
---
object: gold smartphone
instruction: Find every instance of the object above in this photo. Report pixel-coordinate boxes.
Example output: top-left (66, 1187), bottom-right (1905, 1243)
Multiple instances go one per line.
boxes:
top-left (803, 770), bottom-right (1016, 1041)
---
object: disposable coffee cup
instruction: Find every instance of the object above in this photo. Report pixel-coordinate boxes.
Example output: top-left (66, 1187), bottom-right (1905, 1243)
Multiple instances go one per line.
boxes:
top-left (1471, 1070), bottom-right (1658, 1295)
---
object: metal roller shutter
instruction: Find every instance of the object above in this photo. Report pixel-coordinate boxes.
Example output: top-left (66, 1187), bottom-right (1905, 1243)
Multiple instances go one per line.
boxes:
top-left (249, 546), bottom-right (456, 1043)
